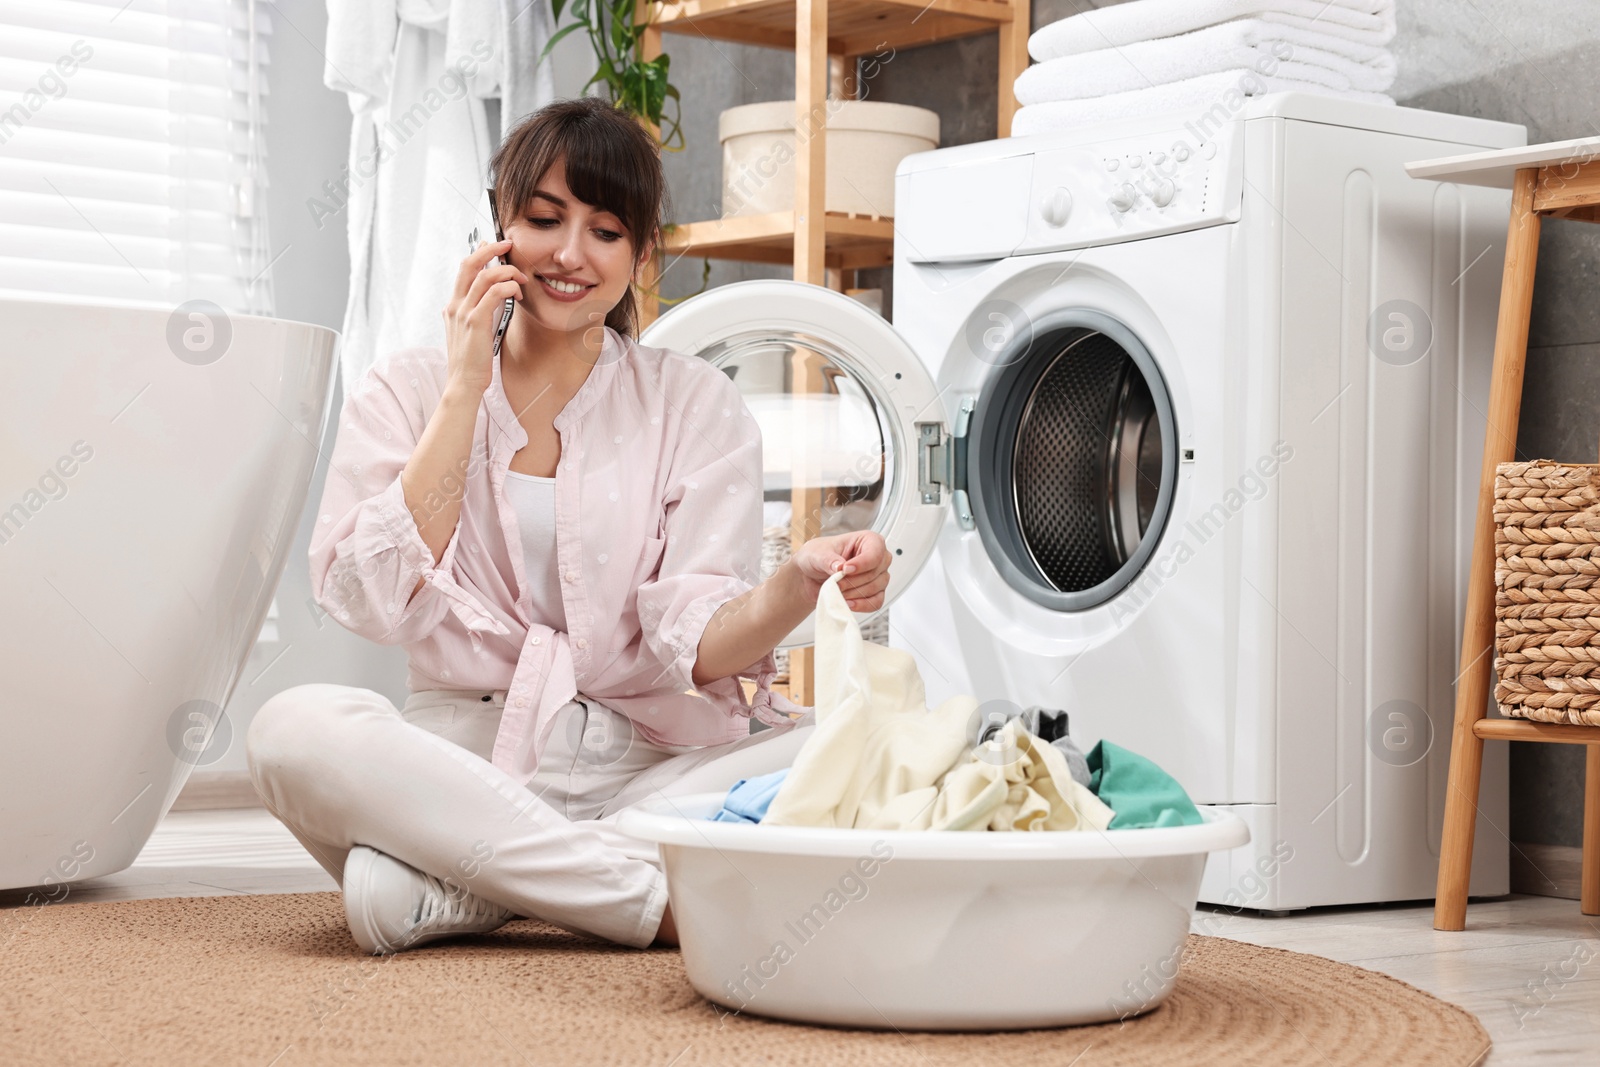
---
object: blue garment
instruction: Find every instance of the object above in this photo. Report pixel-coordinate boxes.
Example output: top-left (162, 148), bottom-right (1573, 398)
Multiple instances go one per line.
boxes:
top-left (709, 767), bottom-right (791, 824)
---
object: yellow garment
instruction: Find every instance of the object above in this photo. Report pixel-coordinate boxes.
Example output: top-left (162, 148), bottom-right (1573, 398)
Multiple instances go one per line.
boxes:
top-left (930, 718), bottom-right (1113, 832)
top-left (762, 572), bottom-right (1114, 832)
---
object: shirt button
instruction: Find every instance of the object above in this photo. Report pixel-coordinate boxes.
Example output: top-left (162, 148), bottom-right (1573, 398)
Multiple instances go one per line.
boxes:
top-left (516, 697), bottom-right (529, 707)
top-left (576, 637), bottom-right (588, 649)
top-left (531, 635), bottom-right (541, 645)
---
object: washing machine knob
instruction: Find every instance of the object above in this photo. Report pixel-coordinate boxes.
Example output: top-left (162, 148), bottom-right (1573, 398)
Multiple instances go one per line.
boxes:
top-left (1109, 183), bottom-right (1138, 213)
top-left (1040, 186), bottom-right (1073, 227)
top-left (1151, 178), bottom-right (1176, 208)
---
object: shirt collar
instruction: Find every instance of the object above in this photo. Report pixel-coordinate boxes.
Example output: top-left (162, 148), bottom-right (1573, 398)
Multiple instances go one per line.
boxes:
top-left (484, 326), bottom-right (626, 446)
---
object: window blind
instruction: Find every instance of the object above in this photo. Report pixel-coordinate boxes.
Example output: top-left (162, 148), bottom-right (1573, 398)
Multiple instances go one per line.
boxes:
top-left (0, 0), bottom-right (275, 316)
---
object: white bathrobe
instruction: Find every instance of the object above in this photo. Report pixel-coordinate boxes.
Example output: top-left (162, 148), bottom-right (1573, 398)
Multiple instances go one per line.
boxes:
top-left (321, 0), bottom-right (556, 393)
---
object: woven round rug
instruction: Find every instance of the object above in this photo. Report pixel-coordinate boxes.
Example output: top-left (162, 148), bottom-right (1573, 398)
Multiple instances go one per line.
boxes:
top-left (0, 892), bottom-right (1489, 1066)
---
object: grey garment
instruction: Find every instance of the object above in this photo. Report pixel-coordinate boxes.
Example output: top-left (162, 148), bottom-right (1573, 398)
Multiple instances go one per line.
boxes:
top-left (1049, 735), bottom-right (1092, 789)
top-left (973, 705), bottom-right (1092, 788)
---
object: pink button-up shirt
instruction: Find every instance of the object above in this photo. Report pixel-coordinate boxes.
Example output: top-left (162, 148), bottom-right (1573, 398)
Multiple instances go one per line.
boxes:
top-left (309, 326), bottom-right (805, 787)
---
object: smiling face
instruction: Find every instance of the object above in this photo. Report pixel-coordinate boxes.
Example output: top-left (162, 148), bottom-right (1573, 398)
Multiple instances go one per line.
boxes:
top-left (500, 157), bottom-right (653, 340)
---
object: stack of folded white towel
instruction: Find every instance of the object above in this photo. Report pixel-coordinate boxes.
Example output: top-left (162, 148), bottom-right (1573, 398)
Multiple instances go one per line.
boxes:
top-left (1013, 0), bottom-right (1398, 137)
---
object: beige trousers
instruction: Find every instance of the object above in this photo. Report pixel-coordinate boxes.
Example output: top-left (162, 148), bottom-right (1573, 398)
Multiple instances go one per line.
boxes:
top-left (245, 684), bottom-right (814, 949)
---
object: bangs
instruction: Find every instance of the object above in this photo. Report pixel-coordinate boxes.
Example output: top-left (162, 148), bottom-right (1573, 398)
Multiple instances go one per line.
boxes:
top-left (492, 99), bottom-right (662, 251)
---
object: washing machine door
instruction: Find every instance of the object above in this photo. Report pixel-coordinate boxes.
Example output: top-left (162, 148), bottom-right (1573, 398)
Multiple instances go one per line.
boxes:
top-left (639, 278), bottom-right (946, 649)
top-left (962, 308), bottom-right (1179, 613)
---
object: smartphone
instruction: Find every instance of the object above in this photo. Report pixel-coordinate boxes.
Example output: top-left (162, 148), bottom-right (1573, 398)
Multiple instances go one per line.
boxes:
top-left (484, 185), bottom-right (515, 360)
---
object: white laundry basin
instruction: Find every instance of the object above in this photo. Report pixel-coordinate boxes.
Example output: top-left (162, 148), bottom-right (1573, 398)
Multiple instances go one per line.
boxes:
top-left (0, 296), bottom-right (337, 892)
top-left (617, 792), bottom-right (1250, 1031)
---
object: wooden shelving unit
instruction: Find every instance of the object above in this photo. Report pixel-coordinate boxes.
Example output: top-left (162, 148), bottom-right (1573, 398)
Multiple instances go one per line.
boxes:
top-left (660, 210), bottom-right (897, 270)
top-left (635, 0), bottom-right (1028, 704)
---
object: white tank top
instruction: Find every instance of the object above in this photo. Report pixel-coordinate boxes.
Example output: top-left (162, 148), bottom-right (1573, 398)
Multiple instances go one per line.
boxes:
top-left (501, 470), bottom-right (568, 630)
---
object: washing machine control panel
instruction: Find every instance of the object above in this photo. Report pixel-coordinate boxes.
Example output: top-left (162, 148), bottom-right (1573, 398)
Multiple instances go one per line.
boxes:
top-left (1013, 122), bottom-right (1243, 257)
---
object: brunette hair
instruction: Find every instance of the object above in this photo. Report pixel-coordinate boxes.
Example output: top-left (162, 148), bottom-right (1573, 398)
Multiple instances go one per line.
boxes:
top-left (488, 96), bottom-right (668, 339)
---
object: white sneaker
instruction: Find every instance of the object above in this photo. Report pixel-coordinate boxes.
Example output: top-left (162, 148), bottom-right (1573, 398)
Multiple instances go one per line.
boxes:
top-left (342, 845), bottom-right (516, 955)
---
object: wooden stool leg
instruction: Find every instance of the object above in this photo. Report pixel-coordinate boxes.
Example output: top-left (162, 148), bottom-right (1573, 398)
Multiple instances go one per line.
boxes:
top-left (1436, 167), bottom-right (1544, 931)
top-left (1584, 745), bottom-right (1600, 915)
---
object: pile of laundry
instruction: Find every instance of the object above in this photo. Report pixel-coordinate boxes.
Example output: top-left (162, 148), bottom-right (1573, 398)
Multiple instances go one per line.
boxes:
top-left (1012, 0), bottom-right (1398, 138)
top-left (708, 571), bottom-right (1201, 832)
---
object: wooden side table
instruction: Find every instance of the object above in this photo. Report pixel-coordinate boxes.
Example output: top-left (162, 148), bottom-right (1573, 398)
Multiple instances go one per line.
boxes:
top-left (1406, 136), bottom-right (1600, 931)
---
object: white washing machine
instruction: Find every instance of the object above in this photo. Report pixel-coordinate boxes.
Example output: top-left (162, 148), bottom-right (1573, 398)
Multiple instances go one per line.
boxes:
top-left (641, 93), bottom-right (1525, 910)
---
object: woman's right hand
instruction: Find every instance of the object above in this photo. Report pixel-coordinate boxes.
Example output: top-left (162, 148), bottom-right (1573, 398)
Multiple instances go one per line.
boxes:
top-left (443, 239), bottom-right (528, 399)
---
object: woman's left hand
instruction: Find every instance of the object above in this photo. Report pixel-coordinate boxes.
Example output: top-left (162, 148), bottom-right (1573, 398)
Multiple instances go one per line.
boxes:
top-left (787, 530), bottom-right (892, 612)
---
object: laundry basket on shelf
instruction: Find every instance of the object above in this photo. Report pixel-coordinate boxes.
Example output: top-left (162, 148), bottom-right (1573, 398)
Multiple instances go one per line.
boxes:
top-left (1493, 459), bottom-right (1600, 726)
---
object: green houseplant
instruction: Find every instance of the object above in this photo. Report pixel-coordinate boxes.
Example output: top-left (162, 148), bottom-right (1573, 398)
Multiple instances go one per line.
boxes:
top-left (543, 0), bottom-right (684, 150)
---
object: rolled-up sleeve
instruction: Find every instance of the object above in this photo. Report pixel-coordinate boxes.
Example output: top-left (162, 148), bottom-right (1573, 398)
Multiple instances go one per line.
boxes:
top-left (309, 355), bottom-right (505, 647)
top-left (634, 367), bottom-right (793, 724)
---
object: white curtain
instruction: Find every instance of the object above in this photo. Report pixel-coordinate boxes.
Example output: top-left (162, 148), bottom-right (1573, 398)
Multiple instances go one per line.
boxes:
top-left (320, 0), bottom-right (555, 394)
top-left (0, 0), bottom-right (275, 315)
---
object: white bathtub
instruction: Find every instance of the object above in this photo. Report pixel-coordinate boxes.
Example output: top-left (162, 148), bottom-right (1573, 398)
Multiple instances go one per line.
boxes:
top-left (0, 297), bottom-right (337, 892)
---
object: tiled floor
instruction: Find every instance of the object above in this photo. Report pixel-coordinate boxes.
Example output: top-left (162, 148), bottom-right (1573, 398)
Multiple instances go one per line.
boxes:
top-left (5, 807), bottom-right (1598, 1065)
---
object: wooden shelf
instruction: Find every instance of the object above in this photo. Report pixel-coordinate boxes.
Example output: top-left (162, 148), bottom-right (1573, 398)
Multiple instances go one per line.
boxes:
top-left (1475, 718), bottom-right (1600, 745)
top-left (646, 0), bottom-right (1017, 55)
top-left (661, 210), bottom-right (895, 269)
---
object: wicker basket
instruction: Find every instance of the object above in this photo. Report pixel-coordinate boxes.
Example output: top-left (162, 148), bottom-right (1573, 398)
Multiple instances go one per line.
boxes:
top-left (1493, 460), bottom-right (1600, 726)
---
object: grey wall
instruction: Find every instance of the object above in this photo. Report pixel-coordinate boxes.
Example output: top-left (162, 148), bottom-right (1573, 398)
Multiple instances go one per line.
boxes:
top-left (238, 1), bottom-right (1598, 854)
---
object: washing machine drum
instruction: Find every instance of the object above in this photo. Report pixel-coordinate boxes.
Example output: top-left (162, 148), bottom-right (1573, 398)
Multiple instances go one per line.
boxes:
top-left (968, 316), bottom-right (1178, 612)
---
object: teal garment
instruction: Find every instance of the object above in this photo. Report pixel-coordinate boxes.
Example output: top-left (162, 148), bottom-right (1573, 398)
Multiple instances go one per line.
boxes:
top-left (1086, 740), bottom-right (1203, 829)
